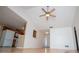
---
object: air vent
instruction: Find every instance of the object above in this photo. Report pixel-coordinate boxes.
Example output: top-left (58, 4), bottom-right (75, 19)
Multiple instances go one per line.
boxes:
top-left (49, 26), bottom-right (53, 28)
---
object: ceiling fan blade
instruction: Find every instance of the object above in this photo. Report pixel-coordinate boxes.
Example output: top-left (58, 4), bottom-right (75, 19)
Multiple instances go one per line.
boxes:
top-left (40, 14), bottom-right (46, 17)
top-left (42, 8), bottom-right (47, 13)
top-left (50, 14), bottom-right (56, 17)
top-left (50, 8), bottom-right (55, 13)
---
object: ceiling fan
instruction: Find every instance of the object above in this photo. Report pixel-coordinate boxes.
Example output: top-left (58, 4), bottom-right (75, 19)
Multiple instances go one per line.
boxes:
top-left (40, 6), bottom-right (56, 21)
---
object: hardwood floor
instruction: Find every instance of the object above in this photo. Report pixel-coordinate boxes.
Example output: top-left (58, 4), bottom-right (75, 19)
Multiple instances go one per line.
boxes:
top-left (0, 48), bottom-right (78, 53)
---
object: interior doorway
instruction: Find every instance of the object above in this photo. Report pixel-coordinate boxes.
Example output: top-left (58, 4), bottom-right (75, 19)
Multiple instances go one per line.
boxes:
top-left (44, 31), bottom-right (50, 48)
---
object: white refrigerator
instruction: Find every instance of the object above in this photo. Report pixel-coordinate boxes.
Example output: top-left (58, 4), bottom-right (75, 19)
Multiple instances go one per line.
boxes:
top-left (1, 30), bottom-right (15, 47)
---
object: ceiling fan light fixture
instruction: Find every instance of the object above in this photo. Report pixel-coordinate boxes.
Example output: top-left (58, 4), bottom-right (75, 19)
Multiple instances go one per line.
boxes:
top-left (40, 6), bottom-right (56, 20)
top-left (46, 14), bottom-right (50, 17)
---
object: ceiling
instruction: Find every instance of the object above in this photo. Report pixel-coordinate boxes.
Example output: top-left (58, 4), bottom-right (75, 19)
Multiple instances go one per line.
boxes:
top-left (18, 6), bottom-right (36, 9)
top-left (0, 6), bottom-right (26, 30)
top-left (8, 6), bottom-right (77, 30)
top-left (0, 6), bottom-right (77, 31)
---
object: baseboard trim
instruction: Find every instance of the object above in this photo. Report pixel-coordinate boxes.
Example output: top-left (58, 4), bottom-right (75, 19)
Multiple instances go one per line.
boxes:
top-left (49, 48), bottom-right (77, 50)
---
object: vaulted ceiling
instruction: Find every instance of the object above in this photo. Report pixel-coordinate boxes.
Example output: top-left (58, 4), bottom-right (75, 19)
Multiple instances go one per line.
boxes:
top-left (0, 6), bottom-right (78, 31)
top-left (8, 6), bottom-right (78, 30)
top-left (0, 6), bottom-right (26, 30)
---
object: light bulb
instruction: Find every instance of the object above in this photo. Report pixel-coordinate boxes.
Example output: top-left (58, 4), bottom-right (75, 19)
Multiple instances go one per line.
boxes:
top-left (46, 14), bottom-right (50, 17)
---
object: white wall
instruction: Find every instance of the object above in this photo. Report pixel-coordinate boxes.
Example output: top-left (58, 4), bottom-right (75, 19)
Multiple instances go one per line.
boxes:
top-left (24, 21), bottom-right (45, 48)
top-left (74, 7), bottom-right (79, 46)
top-left (50, 27), bottom-right (76, 50)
